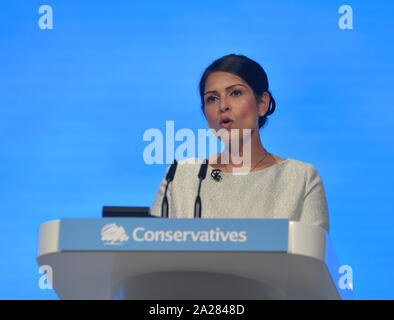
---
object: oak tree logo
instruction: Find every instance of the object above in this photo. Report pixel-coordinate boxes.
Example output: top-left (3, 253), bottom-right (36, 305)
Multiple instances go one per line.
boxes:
top-left (101, 223), bottom-right (130, 245)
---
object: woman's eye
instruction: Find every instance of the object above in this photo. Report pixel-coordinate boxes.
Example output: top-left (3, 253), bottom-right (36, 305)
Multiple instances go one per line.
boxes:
top-left (206, 90), bottom-right (241, 104)
top-left (206, 96), bottom-right (217, 104)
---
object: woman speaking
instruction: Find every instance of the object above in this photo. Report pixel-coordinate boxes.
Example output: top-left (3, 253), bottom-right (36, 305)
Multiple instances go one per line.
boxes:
top-left (151, 54), bottom-right (329, 233)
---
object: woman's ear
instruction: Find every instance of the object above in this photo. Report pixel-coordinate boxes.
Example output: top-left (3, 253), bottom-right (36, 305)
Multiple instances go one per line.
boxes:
top-left (257, 92), bottom-right (270, 117)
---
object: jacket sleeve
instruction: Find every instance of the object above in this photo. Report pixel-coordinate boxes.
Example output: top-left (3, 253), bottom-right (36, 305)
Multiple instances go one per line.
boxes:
top-left (300, 165), bottom-right (330, 233)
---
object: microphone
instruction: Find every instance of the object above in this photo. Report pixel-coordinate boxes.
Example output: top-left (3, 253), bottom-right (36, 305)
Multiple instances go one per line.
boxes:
top-left (161, 160), bottom-right (178, 218)
top-left (211, 169), bottom-right (222, 182)
top-left (194, 159), bottom-right (209, 218)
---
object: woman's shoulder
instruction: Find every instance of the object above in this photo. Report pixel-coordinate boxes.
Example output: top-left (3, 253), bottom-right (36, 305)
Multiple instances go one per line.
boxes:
top-left (284, 158), bottom-right (324, 186)
top-left (285, 158), bottom-right (316, 169)
top-left (284, 158), bottom-right (320, 175)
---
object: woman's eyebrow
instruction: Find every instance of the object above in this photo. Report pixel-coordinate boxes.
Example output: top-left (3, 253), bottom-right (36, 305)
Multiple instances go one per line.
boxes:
top-left (204, 83), bottom-right (246, 96)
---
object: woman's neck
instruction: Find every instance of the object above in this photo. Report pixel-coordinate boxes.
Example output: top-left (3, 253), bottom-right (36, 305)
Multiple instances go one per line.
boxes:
top-left (217, 128), bottom-right (269, 172)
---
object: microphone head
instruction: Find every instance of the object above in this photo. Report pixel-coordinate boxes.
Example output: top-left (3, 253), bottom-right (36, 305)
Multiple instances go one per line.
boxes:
top-left (166, 159), bottom-right (178, 182)
top-left (198, 159), bottom-right (209, 180)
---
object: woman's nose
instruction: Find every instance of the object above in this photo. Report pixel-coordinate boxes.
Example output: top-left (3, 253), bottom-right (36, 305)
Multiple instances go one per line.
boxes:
top-left (219, 99), bottom-right (230, 112)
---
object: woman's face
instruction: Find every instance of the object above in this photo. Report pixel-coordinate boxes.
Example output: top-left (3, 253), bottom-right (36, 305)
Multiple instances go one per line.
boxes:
top-left (203, 71), bottom-right (268, 139)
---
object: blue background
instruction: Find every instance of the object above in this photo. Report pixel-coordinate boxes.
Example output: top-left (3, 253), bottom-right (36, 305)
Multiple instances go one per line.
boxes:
top-left (1, 0), bottom-right (393, 299)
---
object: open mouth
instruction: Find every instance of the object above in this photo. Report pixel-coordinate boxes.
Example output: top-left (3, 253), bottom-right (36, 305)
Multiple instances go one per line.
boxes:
top-left (220, 119), bottom-right (233, 128)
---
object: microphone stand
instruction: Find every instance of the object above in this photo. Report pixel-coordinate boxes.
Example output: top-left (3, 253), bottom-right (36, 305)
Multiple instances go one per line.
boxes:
top-left (161, 160), bottom-right (178, 218)
top-left (194, 159), bottom-right (208, 218)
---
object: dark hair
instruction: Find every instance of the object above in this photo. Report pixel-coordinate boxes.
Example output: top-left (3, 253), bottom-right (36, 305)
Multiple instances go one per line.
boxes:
top-left (199, 54), bottom-right (276, 129)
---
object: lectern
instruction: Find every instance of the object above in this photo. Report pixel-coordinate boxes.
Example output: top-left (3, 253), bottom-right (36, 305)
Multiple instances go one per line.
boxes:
top-left (36, 218), bottom-right (352, 300)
